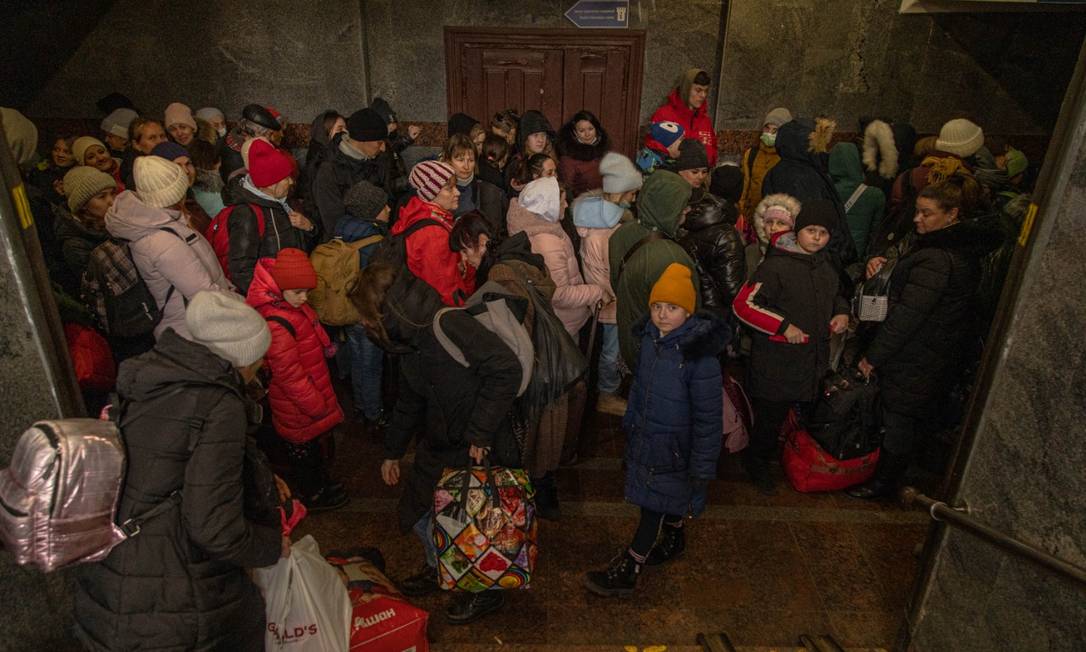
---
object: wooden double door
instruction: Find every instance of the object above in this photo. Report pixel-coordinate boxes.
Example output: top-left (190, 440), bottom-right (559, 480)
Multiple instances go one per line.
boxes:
top-left (445, 27), bottom-right (646, 157)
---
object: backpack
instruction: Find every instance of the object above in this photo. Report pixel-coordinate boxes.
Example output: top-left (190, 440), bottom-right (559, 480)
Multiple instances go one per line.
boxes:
top-left (205, 203), bottom-right (266, 281)
top-left (368, 218), bottom-right (447, 347)
top-left (432, 281), bottom-right (534, 396)
top-left (0, 392), bottom-right (188, 572)
top-left (81, 228), bottom-right (185, 337)
top-left (309, 235), bottom-right (383, 326)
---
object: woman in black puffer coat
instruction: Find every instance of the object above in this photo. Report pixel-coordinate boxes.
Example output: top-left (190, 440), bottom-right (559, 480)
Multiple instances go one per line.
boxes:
top-left (74, 291), bottom-right (284, 652)
top-left (851, 177), bottom-right (1002, 499)
top-left (679, 194), bottom-right (746, 320)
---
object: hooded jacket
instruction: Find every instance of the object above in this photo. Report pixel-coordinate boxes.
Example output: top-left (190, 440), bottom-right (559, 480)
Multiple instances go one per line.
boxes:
top-left (762, 119), bottom-right (858, 268)
top-left (246, 259), bottom-right (343, 443)
top-left (73, 330), bottom-right (281, 652)
top-left (649, 69), bottom-right (718, 166)
top-left (864, 219), bottom-right (1002, 415)
top-left (678, 198), bottom-right (745, 315)
top-left (105, 190), bottom-right (233, 340)
top-left (507, 195), bottom-right (604, 335)
top-left (608, 171), bottom-right (700, 367)
top-left (392, 195), bottom-right (474, 306)
top-left (623, 312), bottom-right (726, 516)
top-left (226, 182), bottom-right (315, 295)
top-left (829, 142), bottom-right (886, 257)
top-left (573, 191), bottom-right (627, 324)
top-left (310, 132), bottom-right (402, 239)
top-left (732, 231), bottom-right (849, 402)
top-left (738, 140), bottom-right (780, 216)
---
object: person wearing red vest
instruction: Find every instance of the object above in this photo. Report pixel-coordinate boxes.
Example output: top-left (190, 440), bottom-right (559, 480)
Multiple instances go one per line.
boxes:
top-left (649, 68), bottom-right (718, 167)
top-left (246, 247), bottom-right (346, 511)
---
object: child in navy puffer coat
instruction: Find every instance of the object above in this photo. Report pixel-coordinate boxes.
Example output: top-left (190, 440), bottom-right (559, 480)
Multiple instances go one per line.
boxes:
top-left (584, 263), bottom-right (726, 597)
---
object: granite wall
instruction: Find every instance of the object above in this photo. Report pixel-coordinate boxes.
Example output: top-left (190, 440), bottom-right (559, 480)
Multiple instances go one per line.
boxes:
top-left (904, 43), bottom-right (1086, 651)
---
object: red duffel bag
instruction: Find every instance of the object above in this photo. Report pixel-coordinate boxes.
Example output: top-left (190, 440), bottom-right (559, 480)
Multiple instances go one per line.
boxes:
top-left (64, 323), bottom-right (116, 392)
top-left (325, 549), bottom-right (430, 652)
top-left (781, 410), bottom-right (879, 493)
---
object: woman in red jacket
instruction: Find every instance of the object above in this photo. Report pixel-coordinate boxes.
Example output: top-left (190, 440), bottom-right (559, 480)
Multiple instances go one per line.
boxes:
top-left (649, 68), bottom-right (717, 167)
top-left (393, 160), bottom-right (476, 306)
top-left (247, 247), bottom-right (347, 511)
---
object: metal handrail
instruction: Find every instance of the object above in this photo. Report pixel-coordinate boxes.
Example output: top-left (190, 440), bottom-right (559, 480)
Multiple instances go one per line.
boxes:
top-left (901, 487), bottom-right (1086, 587)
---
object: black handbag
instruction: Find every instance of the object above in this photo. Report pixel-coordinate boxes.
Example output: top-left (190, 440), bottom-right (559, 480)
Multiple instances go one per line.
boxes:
top-left (805, 368), bottom-right (881, 460)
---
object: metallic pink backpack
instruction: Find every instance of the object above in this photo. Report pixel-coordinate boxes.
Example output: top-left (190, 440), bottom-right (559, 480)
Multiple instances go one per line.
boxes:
top-left (0, 416), bottom-right (176, 572)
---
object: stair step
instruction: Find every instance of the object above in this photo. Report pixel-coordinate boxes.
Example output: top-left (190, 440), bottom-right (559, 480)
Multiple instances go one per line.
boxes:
top-left (429, 645), bottom-right (888, 652)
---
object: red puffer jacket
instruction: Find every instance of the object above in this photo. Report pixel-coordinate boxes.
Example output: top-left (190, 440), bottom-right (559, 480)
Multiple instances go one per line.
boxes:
top-left (246, 258), bottom-right (343, 443)
top-left (392, 195), bottom-right (475, 306)
top-left (650, 89), bottom-right (718, 166)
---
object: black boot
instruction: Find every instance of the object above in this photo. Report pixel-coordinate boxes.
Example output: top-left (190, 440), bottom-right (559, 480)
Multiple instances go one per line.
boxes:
top-left (645, 523), bottom-right (686, 566)
top-left (847, 451), bottom-right (909, 500)
top-left (445, 591), bottom-right (505, 625)
top-left (397, 564), bottom-right (439, 598)
top-left (583, 550), bottom-right (641, 597)
top-left (533, 473), bottom-right (561, 521)
top-left (741, 453), bottom-right (777, 496)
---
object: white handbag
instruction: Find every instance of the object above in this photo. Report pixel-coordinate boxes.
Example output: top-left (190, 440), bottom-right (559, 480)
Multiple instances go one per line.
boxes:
top-left (853, 261), bottom-right (895, 322)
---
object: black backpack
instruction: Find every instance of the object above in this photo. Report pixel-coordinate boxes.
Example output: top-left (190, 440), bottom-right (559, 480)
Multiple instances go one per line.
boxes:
top-left (367, 218), bottom-right (448, 349)
top-left (81, 228), bottom-right (186, 337)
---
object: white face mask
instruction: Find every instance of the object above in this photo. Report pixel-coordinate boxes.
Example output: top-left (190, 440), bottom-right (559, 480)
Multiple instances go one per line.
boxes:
top-left (760, 132), bottom-right (777, 147)
top-left (217, 127), bottom-right (227, 137)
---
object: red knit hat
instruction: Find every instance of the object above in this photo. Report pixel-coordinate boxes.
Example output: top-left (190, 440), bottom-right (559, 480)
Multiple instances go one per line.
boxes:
top-left (248, 138), bottom-right (293, 187)
top-left (270, 248), bottom-right (317, 291)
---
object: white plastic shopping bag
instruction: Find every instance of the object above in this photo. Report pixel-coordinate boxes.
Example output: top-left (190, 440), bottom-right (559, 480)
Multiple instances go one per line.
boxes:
top-left (253, 534), bottom-right (351, 652)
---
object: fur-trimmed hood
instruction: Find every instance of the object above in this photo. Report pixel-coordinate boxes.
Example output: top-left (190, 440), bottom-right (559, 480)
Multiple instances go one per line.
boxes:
top-left (862, 119), bottom-right (898, 180)
top-left (557, 126), bottom-right (610, 162)
top-left (752, 193), bottom-right (802, 248)
top-left (632, 310), bottom-right (730, 361)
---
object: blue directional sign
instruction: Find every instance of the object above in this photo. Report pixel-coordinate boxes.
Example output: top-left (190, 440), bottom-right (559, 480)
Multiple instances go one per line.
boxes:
top-left (565, 0), bottom-right (630, 29)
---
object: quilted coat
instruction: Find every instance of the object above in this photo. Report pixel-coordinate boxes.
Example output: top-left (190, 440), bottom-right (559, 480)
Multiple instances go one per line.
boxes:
top-left (246, 258), bottom-right (343, 443)
top-left (73, 330), bottom-right (281, 652)
top-left (623, 312), bottom-right (727, 516)
top-left (393, 195), bottom-right (474, 306)
top-left (105, 190), bottom-right (233, 340)
top-left (507, 196), bottom-right (605, 335)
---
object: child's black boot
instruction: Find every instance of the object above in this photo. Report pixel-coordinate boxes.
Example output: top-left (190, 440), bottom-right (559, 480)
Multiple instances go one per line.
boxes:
top-left (645, 522), bottom-right (685, 566)
top-left (583, 549), bottom-right (640, 597)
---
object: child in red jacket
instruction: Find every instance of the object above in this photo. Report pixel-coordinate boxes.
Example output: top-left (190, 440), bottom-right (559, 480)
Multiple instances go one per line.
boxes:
top-left (247, 247), bottom-right (347, 511)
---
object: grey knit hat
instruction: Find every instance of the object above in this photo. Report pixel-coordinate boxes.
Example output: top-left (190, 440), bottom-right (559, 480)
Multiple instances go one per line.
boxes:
top-left (63, 166), bottom-right (116, 214)
top-left (674, 140), bottom-right (708, 171)
top-left (343, 179), bottom-right (389, 221)
top-left (763, 107), bottom-right (793, 128)
top-left (100, 108), bottom-right (139, 139)
top-left (185, 290), bottom-right (271, 368)
top-left (599, 152), bottom-right (643, 194)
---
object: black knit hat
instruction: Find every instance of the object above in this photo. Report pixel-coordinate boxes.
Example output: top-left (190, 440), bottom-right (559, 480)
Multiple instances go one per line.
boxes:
top-left (447, 113), bottom-right (479, 138)
top-left (343, 180), bottom-right (389, 222)
top-left (347, 108), bottom-right (388, 142)
top-left (674, 140), bottom-right (708, 171)
top-left (709, 164), bottom-right (743, 204)
top-left (242, 104), bottom-right (281, 131)
top-left (795, 199), bottom-right (838, 232)
top-left (371, 97), bottom-right (397, 125)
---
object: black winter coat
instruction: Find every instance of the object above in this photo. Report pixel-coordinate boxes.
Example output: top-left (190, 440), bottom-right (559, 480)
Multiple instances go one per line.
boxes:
top-left (74, 330), bottom-right (281, 652)
top-left (864, 220), bottom-right (1002, 415)
top-left (385, 309), bottom-right (523, 532)
top-left (54, 211), bottom-right (109, 294)
top-left (309, 133), bottom-right (405, 240)
top-left (679, 204), bottom-right (745, 317)
top-left (226, 185), bottom-right (315, 295)
top-left (733, 233), bottom-right (849, 402)
top-left (762, 120), bottom-right (858, 268)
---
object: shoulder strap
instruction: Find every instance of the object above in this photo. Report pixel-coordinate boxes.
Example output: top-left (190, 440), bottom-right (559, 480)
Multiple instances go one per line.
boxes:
top-left (746, 147), bottom-right (758, 177)
top-left (616, 231), bottom-right (667, 285)
top-left (249, 204), bottom-right (267, 236)
top-left (400, 217), bottom-right (443, 239)
top-left (432, 307), bottom-right (468, 367)
top-left (844, 183), bottom-right (868, 212)
top-left (348, 234), bottom-right (384, 251)
top-left (265, 315), bottom-right (296, 338)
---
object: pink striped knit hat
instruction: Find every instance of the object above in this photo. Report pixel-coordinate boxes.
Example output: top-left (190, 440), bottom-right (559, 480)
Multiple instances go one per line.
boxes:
top-left (409, 160), bottom-right (456, 202)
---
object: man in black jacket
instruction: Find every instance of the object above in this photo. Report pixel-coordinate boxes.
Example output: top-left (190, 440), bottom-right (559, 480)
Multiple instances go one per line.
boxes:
top-left (310, 107), bottom-right (406, 240)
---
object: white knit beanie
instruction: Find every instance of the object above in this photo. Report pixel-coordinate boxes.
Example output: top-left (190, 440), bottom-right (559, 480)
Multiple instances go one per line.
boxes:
top-left (936, 119), bottom-right (984, 158)
top-left (64, 167), bottom-right (116, 214)
top-left (599, 152), bottom-right (643, 194)
top-left (164, 102), bottom-right (197, 131)
top-left (134, 155), bottom-right (189, 208)
top-left (185, 290), bottom-right (271, 368)
top-left (0, 107), bottom-right (39, 167)
top-left (194, 107), bottom-right (224, 123)
top-left (100, 108), bottom-right (138, 139)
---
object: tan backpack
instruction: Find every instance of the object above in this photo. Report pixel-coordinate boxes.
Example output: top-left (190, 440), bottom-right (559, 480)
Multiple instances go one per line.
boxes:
top-left (308, 235), bottom-right (383, 326)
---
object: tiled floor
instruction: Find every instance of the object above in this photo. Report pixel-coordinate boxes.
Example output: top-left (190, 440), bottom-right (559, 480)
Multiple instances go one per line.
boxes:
top-left (296, 396), bottom-right (931, 651)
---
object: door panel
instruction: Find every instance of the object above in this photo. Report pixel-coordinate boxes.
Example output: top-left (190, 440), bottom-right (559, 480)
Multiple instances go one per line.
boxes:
top-left (446, 28), bottom-right (646, 157)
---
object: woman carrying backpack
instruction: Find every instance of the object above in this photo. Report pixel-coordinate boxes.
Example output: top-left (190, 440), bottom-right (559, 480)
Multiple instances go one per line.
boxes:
top-left (74, 291), bottom-right (286, 652)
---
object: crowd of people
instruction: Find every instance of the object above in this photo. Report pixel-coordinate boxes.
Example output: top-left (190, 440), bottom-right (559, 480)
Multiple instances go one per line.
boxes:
top-left (0, 60), bottom-right (1033, 644)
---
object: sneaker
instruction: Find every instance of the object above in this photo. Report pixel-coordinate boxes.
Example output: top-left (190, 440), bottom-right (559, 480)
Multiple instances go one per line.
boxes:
top-left (596, 392), bottom-right (628, 416)
top-left (445, 590), bottom-right (505, 625)
top-left (397, 564), bottom-right (439, 597)
top-left (583, 550), bottom-right (640, 597)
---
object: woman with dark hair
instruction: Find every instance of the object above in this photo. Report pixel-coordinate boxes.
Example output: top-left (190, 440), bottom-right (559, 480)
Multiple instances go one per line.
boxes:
top-left (299, 110), bottom-right (346, 202)
top-left (505, 110), bottom-right (556, 194)
top-left (851, 176), bottom-right (1001, 499)
top-left (509, 152), bottom-right (557, 196)
top-left (350, 261), bottom-right (523, 625)
top-left (479, 133), bottom-right (511, 190)
top-left (557, 110), bottom-right (610, 198)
